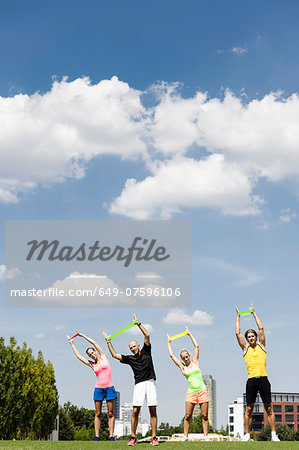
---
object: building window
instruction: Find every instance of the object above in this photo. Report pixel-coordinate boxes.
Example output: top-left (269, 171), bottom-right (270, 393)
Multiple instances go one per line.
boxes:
top-left (297, 406), bottom-right (299, 413)
top-left (229, 426), bottom-right (234, 432)
top-left (229, 416), bottom-right (234, 423)
top-left (275, 415), bottom-right (282, 422)
top-left (272, 395), bottom-right (276, 401)
top-left (285, 405), bottom-right (294, 412)
top-left (273, 405), bottom-right (281, 412)
top-left (297, 415), bottom-right (299, 422)
top-left (252, 413), bottom-right (264, 423)
top-left (285, 414), bottom-right (294, 422)
top-left (229, 407), bottom-right (233, 414)
top-left (287, 424), bottom-right (294, 431)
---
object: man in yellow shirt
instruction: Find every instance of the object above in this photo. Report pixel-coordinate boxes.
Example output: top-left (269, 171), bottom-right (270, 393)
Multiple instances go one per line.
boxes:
top-left (235, 302), bottom-right (279, 442)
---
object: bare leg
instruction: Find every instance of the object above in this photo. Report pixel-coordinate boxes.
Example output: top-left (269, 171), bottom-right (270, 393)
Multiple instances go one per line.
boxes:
top-left (184, 402), bottom-right (195, 437)
top-left (131, 406), bottom-right (141, 437)
top-left (106, 399), bottom-right (115, 437)
top-left (94, 401), bottom-right (102, 437)
top-left (244, 403), bottom-right (254, 434)
top-left (149, 406), bottom-right (157, 436)
top-left (200, 402), bottom-right (209, 436)
top-left (264, 402), bottom-right (276, 431)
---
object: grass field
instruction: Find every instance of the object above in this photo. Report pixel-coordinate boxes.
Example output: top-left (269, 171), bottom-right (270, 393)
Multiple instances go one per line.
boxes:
top-left (0, 442), bottom-right (298, 449)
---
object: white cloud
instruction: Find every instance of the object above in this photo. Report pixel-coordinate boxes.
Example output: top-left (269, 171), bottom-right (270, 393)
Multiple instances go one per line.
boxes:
top-left (197, 257), bottom-right (262, 286)
top-left (0, 265), bottom-right (21, 280)
top-left (55, 324), bottom-right (65, 330)
top-left (109, 155), bottom-right (261, 219)
top-left (2, 78), bottom-right (299, 219)
top-left (0, 76), bottom-right (146, 203)
top-left (34, 332), bottom-right (45, 339)
top-left (127, 324), bottom-right (153, 336)
top-left (231, 46), bottom-right (248, 55)
top-left (279, 208), bottom-right (296, 223)
top-left (163, 309), bottom-right (213, 326)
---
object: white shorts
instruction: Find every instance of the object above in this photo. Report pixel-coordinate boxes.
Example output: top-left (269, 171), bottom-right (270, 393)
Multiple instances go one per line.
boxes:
top-left (133, 379), bottom-right (157, 407)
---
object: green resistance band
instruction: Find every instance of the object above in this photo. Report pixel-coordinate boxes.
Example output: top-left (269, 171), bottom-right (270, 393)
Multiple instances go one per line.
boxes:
top-left (105, 320), bottom-right (139, 340)
top-left (238, 309), bottom-right (254, 317)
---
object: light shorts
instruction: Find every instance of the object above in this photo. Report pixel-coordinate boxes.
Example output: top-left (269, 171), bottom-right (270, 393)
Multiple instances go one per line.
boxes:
top-left (185, 390), bottom-right (209, 404)
top-left (133, 379), bottom-right (157, 407)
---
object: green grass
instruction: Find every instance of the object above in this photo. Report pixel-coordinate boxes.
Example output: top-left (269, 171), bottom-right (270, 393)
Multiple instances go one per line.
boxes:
top-left (0, 442), bottom-right (298, 450)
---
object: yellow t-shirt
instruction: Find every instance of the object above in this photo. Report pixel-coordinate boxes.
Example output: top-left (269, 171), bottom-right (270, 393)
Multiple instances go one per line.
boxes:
top-left (243, 343), bottom-right (267, 378)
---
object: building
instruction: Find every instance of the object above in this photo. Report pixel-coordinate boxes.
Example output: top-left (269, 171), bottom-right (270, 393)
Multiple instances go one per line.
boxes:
top-left (193, 374), bottom-right (217, 430)
top-left (245, 392), bottom-right (299, 432)
top-left (228, 397), bottom-right (244, 437)
top-left (101, 390), bottom-right (120, 419)
top-left (228, 392), bottom-right (299, 437)
top-left (121, 402), bottom-right (141, 422)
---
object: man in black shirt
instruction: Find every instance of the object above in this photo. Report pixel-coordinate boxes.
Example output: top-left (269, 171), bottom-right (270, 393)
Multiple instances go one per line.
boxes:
top-left (104, 314), bottom-right (159, 446)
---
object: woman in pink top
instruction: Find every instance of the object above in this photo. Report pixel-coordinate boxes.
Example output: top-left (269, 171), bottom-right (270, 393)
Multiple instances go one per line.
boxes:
top-left (68, 330), bottom-right (117, 441)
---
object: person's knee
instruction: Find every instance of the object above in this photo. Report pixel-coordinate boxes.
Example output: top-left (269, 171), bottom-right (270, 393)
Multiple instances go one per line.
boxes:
top-left (95, 411), bottom-right (101, 419)
top-left (132, 408), bottom-right (140, 418)
top-left (185, 413), bottom-right (192, 422)
top-left (149, 406), bottom-right (157, 418)
top-left (202, 414), bottom-right (208, 421)
top-left (108, 411), bottom-right (114, 419)
top-left (246, 404), bottom-right (254, 416)
top-left (264, 403), bottom-right (272, 415)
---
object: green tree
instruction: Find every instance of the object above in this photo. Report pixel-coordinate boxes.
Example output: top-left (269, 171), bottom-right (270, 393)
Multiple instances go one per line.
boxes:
top-left (276, 424), bottom-right (295, 441)
top-left (58, 407), bottom-right (75, 440)
top-left (0, 336), bottom-right (58, 440)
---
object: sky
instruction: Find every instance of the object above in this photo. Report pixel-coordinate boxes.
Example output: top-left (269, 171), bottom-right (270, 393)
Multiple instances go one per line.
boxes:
top-left (1, 0), bottom-right (299, 429)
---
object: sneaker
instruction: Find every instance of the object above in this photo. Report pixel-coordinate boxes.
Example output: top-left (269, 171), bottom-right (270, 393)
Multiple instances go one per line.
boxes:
top-left (109, 436), bottom-right (116, 441)
top-left (128, 436), bottom-right (137, 446)
top-left (203, 436), bottom-right (210, 441)
top-left (271, 434), bottom-right (280, 442)
top-left (181, 435), bottom-right (188, 442)
top-left (151, 436), bottom-right (159, 446)
top-left (92, 436), bottom-right (100, 441)
top-left (241, 434), bottom-right (250, 441)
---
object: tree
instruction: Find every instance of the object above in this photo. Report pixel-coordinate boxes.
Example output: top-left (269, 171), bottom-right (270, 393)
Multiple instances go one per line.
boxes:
top-left (58, 407), bottom-right (75, 440)
top-left (0, 336), bottom-right (58, 440)
top-left (257, 424), bottom-right (295, 441)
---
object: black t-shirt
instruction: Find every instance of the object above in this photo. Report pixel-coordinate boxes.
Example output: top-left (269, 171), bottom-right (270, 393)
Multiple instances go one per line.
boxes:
top-left (121, 342), bottom-right (156, 385)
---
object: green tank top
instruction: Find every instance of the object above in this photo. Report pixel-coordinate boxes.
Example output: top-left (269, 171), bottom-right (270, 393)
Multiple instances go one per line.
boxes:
top-left (184, 363), bottom-right (207, 393)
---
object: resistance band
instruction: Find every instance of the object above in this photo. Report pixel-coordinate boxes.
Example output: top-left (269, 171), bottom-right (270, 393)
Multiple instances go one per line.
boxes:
top-left (168, 329), bottom-right (189, 341)
top-left (67, 332), bottom-right (79, 340)
top-left (238, 309), bottom-right (254, 317)
top-left (105, 320), bottom-right (139, 341)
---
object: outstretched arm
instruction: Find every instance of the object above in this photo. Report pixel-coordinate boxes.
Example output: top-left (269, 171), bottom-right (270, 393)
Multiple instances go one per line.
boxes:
top-left (75, 330), bottom-right (106, 358)
top-left (250, 303), bottom-right (265, 346)
top-left (235, 306), bottom-right (247, 350)
top-left (187, 328), bottom-right (199, 363)
top-left (133, 313), bottom-right (150, 346)
top-left (103, 332), bottom-right (122, 361)
top-left (167, 335), bottom-right (185, 375)
top-left (67, 336), bottom-right (93, 368)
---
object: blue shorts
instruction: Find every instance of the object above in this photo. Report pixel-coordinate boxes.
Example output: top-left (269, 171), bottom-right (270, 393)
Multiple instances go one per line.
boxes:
top-left (94, 386), bottom-right (117, 402)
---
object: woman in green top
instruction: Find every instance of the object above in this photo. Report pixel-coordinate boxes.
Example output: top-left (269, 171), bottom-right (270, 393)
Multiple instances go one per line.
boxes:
top-left (167, 328), bottom-right (210, 442)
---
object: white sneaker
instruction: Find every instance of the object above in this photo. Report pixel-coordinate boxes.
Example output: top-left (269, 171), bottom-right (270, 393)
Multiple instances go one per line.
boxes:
top-left (181, 435), bottom-right (188, 441)
top-left (203, 436), bottom-right (210, 441)
top-left (271, 434), bottom-right (280, 442)
top-left (241, 433), bottom-right (250, 441)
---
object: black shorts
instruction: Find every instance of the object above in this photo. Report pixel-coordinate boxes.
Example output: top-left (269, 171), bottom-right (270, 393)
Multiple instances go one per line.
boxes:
top-left (246, 376), bottom-right (271, 404)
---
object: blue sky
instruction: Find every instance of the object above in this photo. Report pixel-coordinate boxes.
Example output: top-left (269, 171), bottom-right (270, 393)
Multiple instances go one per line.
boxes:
top-left (1, 0), bottom-right (299, 429)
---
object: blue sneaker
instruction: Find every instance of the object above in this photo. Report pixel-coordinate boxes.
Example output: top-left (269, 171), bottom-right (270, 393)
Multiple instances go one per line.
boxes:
top-left (93, 436), bottom-right (100, 441)
top-left (109, 436), bottom-right (116, 441)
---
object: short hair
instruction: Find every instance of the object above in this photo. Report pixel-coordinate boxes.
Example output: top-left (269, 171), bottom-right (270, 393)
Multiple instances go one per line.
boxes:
top-left (245, 329), bottom-right (257, 340)
top-left (86, 347), bottom-right (95, 356)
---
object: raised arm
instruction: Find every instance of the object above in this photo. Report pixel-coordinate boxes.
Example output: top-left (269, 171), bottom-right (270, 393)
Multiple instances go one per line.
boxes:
top-left (75, 330), bottom-right (106, 358)
top-left (103, 332), bottom-right (122, 361)
top-left (187, 328), bottom-right (199, 363)
top-left (133, 313), bottom-right (150, 346)
top-left (167, 335), bottom-right (185, 375)
top-left (250, 302), bottom-right (265, 346)
top-left (235, 306), bottom-right (247, 350)
top-left (67, 336), bottom-right (93, 368)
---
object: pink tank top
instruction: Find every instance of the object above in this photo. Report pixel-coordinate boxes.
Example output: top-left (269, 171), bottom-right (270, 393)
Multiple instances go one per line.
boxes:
top-left (93, 358), bottom-right (113, 389)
